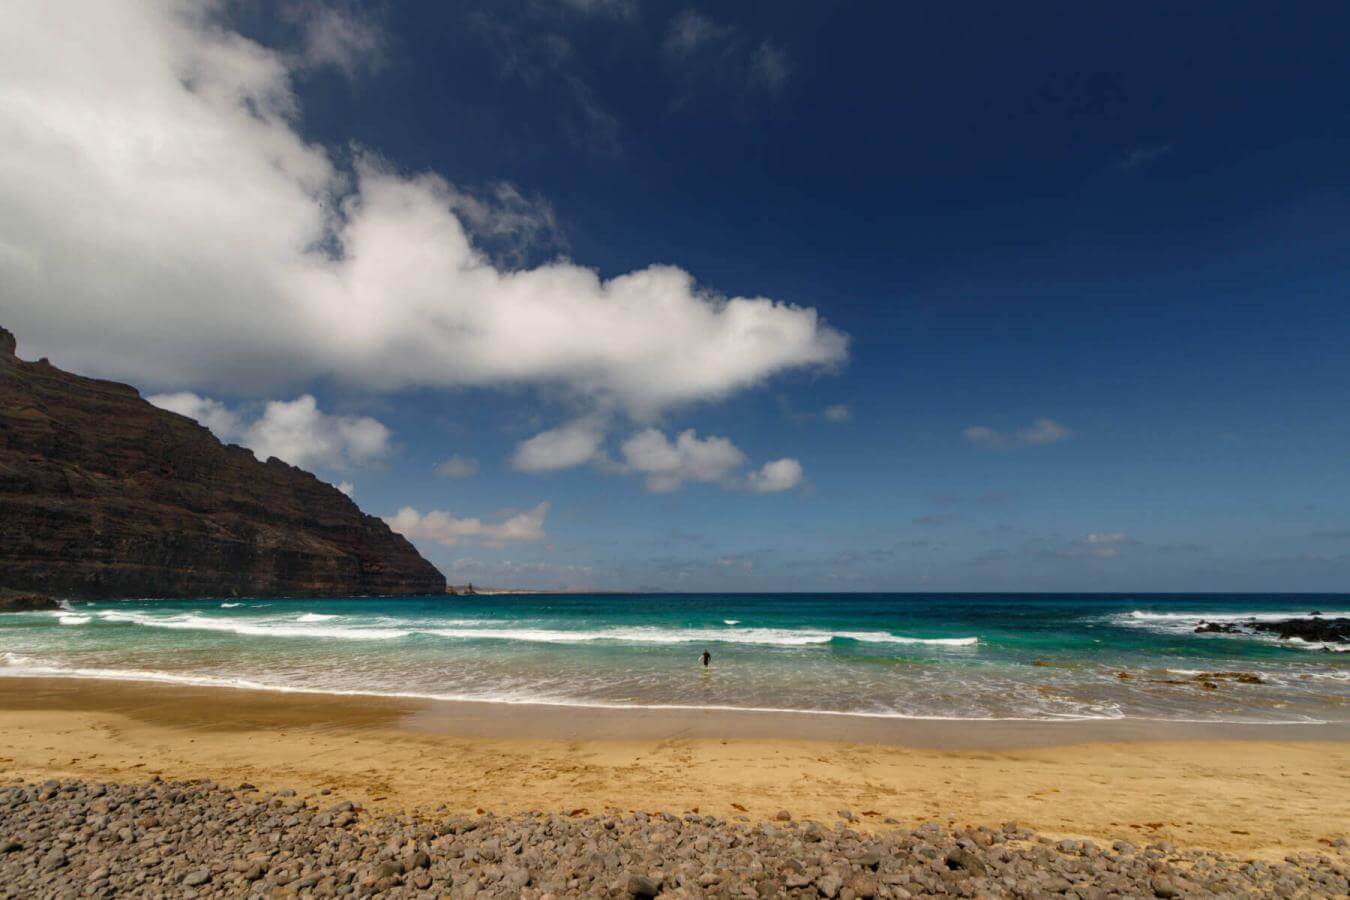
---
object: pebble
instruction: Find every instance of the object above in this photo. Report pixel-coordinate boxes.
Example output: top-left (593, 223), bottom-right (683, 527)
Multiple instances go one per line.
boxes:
top-left (0, 778), bottom-right (1344, 898)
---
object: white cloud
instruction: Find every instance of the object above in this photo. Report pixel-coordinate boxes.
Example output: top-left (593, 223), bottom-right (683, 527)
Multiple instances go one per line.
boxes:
top-left (434, 455), bottom-right (479, 479)
top-left (620, 427), bottom-right (744, 493)
top-left (511, 418), bottom-right (607, 472)
top-left (386, 503), bottom-right (549, 547)
top-left (147, 391), bottom-right (243, 440)
top-left (245, 396), bottom-right (390, 469)
top-left (662, 12), bottom-right (790, 99)
top-left (148, 392), bottom-right (390, 470)
top-left (2, 2), bottom-right (845, 418)
top-left (746, 457), bottom-right (803, 493)
top-left (822, 403), bottom-right (851, 422)
top-left (512, 421), bottom-right (808, 494)
top-left (335, 480), bottom-right (355, 497)
top-left (963, 418), bottom-right (1072, 449)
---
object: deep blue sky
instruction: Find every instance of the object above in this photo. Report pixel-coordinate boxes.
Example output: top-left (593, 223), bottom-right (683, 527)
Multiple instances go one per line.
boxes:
top-left (12, 1), bottom-right (1350, 590)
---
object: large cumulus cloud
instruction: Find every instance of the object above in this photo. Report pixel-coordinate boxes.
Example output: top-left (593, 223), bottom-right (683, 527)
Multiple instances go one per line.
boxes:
top-left (0, 0), bottom-right (846, 417)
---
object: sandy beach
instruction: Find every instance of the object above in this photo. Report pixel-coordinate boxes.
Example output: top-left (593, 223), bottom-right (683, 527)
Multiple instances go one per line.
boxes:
top-left (1, 677), bottom-right (1346, 863)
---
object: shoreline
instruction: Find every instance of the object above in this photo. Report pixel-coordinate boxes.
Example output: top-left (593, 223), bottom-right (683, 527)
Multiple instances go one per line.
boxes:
top-left (1, 676), bottom-right (1347, 860)
top-left (3, 668), bottom-right (1348, 744)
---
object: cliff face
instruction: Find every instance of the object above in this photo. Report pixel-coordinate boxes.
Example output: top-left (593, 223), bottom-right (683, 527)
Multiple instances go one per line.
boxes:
top-left (0, 326), bottom-right (445, 599)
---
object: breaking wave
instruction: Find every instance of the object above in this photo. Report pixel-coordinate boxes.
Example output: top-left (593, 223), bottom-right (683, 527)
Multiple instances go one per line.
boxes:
top-left (51, 611), bottom-right (977, 648)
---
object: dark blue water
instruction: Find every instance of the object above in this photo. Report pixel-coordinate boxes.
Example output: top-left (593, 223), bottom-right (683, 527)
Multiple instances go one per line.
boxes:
top-left (2, 594), bottom-right (1345, 722)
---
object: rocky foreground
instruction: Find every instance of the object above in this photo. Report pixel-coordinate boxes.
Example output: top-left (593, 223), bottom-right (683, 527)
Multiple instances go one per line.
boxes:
top-left (1, 780), bottom-right (1347, 898)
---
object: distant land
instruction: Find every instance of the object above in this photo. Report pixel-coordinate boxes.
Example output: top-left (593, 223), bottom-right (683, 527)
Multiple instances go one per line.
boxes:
top-left (0, 325), bottom-right (445, 600)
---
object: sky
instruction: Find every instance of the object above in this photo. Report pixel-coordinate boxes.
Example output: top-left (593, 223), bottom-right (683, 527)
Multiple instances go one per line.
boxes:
top-left (3, 1), bottom-right (1350, 591)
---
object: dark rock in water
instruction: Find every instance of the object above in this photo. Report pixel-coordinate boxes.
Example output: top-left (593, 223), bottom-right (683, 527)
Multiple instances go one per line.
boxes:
top-left (1255, 617), bottom-right (1349, 643)
top-left (0, 590), bottom-right (59, 612)
top-left (0, 325), bottom-right (445, 599)
top-left (1194, 617), bottom-right (1348, 643)
top-left (1193, 671), bottom-right (1265, 685)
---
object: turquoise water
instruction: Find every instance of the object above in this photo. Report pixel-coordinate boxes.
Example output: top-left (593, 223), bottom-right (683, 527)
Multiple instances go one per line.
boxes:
top-left (1, 594), bottom-right (1346, 723)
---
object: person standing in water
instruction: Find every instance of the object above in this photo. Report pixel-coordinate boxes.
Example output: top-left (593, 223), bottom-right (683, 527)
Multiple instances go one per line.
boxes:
top-left (700, 649), bottom-right (711, 667)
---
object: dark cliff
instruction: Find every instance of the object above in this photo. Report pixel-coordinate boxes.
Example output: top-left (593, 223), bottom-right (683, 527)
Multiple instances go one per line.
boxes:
top-left (0, 326), bottom-right (445, 599)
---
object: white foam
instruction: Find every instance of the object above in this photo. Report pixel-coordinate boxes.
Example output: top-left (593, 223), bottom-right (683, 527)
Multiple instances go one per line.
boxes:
top-left (1121, 609), bottom-right (1350, 624)
top-left (60, 611), bottom-right (979, 648)
top-left (220, 602), bottom-right (242, 608)
top-left (421, 625), bottom-right (978, 647)
top-left (57, 614), bottom-right (91, 625)
top-left (723, 619), bottom-right (741, 626)
top-left (90, 610), bottom-right (408, 640)
top-left (1114, 610), bottom-right (1350, 652)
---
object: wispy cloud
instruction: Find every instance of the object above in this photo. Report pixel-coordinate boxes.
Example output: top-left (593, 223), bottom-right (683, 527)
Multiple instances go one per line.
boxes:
top-left (434, 456), bottom-right (479, 479)
top-left (1118, 143), bottom-right (1173, 171)
top-left (470, 14), bottom-right (621, 155)
top-left (287, 2), bottom-right (386, 80)
top-left (749, 41), bottom-right (790, 95)
top-left (963, 418), bottom-right (1072, 449)
top-left (662, 10), bottom-right (790, 103)
top-left (1034, 531), bottom-right (1139, 560)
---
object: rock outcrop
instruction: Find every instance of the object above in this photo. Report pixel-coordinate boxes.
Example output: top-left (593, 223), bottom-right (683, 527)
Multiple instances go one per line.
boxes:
top-left (0, 326), bottom-right (445, 599)
top-left (0, 589), bottom-right (59, 612)
top-left (1195, 617), bottom-right (1349, 644)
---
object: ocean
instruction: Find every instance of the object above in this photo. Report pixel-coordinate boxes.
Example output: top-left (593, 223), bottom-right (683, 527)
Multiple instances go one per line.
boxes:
top-left (1, 594), bottom-right (1346, 724)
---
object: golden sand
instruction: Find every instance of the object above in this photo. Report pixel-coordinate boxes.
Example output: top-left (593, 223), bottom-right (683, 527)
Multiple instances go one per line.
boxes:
top-left (0, 678), bottom-right (1345, 860)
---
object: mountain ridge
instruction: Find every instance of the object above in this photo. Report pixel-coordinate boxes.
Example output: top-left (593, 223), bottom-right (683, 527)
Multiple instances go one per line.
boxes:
top-left (0, 325), bottom-right (445, 599)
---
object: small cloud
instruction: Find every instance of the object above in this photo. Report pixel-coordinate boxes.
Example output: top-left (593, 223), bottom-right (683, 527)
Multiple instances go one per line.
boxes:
top-left (822, 404), bottom-right (851, 423)
top-left (749, 41), bottom-right (790, 94)
top-left (663, 10), bottom-right (732, 57)
top-left (147, 392), bottom-right (242, 441)
top-left (244, 396), bottom-right (391, 470)
top-left (1118, 143), bottom-right (1173, 171)
top-left (386, 502), bottom-right (549, 548)
top-left (516, 421), bottom-right (806, 495)
top-left (746, 458), bottom-right (804, 493)
top-left (148, 393), bottom-right (391, 470)
top-left (511, 418), bottom-right (607, 472)
top-left (622, 427), bottom-right (745, 493)
top-left (434, 456), bottom-right (479, 479)
top-left (963, 418), bottom-right (1072, 449)
top-left (335, 481), bottom-right (355, 497)
top-left (291, 3), bottom-right (386, 80)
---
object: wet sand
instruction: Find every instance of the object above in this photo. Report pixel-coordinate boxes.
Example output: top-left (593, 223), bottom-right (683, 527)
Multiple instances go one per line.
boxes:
top-left (0, 677), bottom-right (1346, 860)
